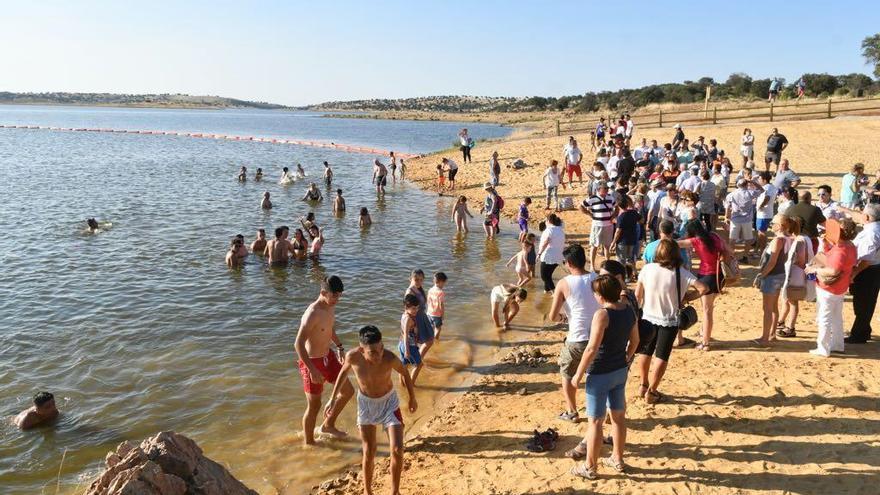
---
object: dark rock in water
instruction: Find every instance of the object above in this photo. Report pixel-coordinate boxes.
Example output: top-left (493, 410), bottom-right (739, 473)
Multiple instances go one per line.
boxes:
top-left (85, 431), bottom-right (257, 495)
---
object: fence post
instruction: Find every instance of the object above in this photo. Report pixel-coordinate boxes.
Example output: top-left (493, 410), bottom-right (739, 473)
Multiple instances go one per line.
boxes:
top-left (556, 120), bottom-right (560, 136)
top-left (769, 102), bottom-right (774, 122)
top-left (658, 109), bottom-right (663, 128)
top-left (713, 107), bottom-right (717, 125)
top-left (827, 97), bottom-right (832, 118)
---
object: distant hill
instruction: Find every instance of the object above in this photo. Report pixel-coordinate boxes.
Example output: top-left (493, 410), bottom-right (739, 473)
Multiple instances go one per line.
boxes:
top-left (304, 96), bottom-right (528, 113)
top-left (0, 92), bottom-right (290, 110)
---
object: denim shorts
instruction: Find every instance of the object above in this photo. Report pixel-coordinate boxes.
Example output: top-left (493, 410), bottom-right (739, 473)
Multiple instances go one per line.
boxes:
top-left (585, 366), bottom-right (629, 418)
top-left (760, 273), bottom-right (786, 295)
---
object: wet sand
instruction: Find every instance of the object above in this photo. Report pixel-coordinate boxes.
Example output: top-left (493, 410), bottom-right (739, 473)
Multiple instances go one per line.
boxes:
top-left (314, 116), bottom-right (880, 494)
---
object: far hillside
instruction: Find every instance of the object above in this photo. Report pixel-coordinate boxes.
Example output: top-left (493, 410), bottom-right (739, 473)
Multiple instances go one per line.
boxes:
top-left (0, 92), bottom-right (291, 110)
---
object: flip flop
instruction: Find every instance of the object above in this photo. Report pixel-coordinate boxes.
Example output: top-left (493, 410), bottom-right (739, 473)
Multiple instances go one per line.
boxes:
top-left (750, 339), bottom-right (770, 347)
top-left (675, 337), bottom-right (696, 348)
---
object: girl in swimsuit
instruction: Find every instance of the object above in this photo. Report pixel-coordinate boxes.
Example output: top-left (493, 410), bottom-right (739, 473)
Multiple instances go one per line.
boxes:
top-left (489, 284), bottom-right (528, 330)
top-left (291, 229), bottom-right (309, 259)
top-left (452, 195), bottom-right (474, 233)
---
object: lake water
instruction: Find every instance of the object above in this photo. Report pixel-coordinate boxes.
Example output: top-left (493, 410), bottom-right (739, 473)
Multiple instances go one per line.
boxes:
top-left (0, 106), bottom-right (533, 494)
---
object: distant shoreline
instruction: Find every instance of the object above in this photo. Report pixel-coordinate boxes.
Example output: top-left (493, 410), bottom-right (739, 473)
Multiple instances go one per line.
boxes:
top-left (0, 101), bottom-right (295, 111)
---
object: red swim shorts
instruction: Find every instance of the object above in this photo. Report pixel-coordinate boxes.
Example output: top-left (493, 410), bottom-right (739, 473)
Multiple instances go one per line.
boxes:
top-left (298, 351), bottom-right (342, 395)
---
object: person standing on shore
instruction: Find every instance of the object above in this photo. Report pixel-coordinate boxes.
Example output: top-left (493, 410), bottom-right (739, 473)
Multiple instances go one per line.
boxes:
top-left (489, 151), bottom-right (502, 187)
top-left (543, 161), bottom-right (562, 211)
top-left (372, 159), bottom-right (388, 196)
top-left (846, 204), bottom-right (880, 344)
top-left (563, 137), bottom-right (583, 188)
top-left (581, 182), bottom-right (616, 271)
top-left (806, 219), bottom-right (858, 356)
top-left (765, 128), bottom-right (788, 174)
top-left (840, 163), bottom-right (866, 209)
top-left (294, 275), bottom-right (353, 445)
top-left (537, 213), bottom-right (565, 293)
top-left (672, 124), bottom-right (685, 151)
top-left (596, 118), bottom-right (606, 147)
top-left (548, 244), bottom-right (599, 423)
top-left (740, 128), bottom-right (754, 168)
top-left (458, 128), bottom-right (472, 163)
top-left (325, 325), bottom-right (417, 495)
top-left (443, 157), bottom-right (459, 191)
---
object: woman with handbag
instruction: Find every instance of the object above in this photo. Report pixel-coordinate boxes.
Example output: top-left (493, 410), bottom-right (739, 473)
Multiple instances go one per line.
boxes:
top-left (635, 240), bottom-right (708, 404)
top-left (676, 220), bottom-right (733, 351)
top-left (753, 214), bottom-right (790, 346)
top-left (777, 216), bottom-right (811, 338)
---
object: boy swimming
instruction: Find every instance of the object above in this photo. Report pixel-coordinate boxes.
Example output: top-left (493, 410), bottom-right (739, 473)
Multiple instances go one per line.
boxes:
top-left (325, 325), bottom-right (417, 495)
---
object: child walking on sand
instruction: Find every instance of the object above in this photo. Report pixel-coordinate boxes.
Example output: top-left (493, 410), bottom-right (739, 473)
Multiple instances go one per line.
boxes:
top-left (325, 325), bottom-right (417, 495)
top-left (518, 197), bottom-right (532, 242)
top-left (452, 195), bottom-right (474, 233)
top-left (426, 272), bottom-right (447, 341)
top-left (490, 284), bottom-right (528, 330)
top-left (506, 241), bottom-right (533, 286)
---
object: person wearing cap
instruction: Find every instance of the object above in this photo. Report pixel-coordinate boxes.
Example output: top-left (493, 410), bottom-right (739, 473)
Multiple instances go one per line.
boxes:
top-left (765, 128), bottom-right (789, 174)
top-left (563, 137), bottom-right (584, 188)
top-left (846, 203), bottom-right (880, 343)
top-left (580, 182), bottom-right (616, 271)
top-left (672, 124), bottom-right (685, 151)
top-left (724, 177), bottom-right (762, 262)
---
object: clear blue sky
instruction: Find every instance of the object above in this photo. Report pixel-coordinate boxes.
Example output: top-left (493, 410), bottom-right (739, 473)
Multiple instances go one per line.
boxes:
top-left (3, 0), bottom-right (878, 106)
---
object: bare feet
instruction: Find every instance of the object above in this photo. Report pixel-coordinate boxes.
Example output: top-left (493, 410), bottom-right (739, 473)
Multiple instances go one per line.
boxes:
top-left (319, 425), bottom-right (348, 438)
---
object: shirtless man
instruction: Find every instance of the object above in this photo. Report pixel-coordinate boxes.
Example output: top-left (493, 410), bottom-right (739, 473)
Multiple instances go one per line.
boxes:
top-left (333, 189), bottom-right (346, 214)
top-left (372, 159), bottom-right (388, 196)
top-left (326, 325), bottom-right (417, 495)
top-left (295, 275), bottom-right (354, 444)
top-left (15, 392), bottom-right (59, 430)
top-left (323, 161), bottom-right (333, 187)
top-left (250, 228), bottom-right (267, 253)
top-left (264, 226), bottom-right (293, 266)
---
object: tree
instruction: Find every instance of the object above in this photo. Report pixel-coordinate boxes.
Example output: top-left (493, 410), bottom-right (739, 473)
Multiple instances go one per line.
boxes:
top-left (862, 33), bottom-right (880, 79)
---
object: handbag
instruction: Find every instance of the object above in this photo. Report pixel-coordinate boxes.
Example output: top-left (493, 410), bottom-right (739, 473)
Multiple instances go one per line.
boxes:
top-left (675, 266), bottom-right (699, 330)
top-left (720, 257), bottom-right (741, 285)
top-left (782, 237), bottom-right (808, 302)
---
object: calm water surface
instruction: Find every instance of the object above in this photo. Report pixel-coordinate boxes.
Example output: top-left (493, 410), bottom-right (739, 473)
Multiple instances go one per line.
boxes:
top-left (0, 106), bottom-right (541, 494)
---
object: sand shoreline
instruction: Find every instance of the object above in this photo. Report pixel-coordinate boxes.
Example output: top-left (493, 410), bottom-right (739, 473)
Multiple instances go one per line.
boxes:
top-left (313, 116), bottom-right (880, 495)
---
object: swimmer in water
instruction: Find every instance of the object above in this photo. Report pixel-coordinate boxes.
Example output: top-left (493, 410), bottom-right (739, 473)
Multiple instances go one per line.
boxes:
top-left (234, 234), bottom-right (249, 261)
top-left (280, 166), bottom-right (294, 185)
top-left (86, 218), bottom-right (99, 232)
top-left (301, 212), bottom-right (317, 235)
top-left (334, 189), bottom-right (346, 214)
top-left (372, 159), bottom-right (388, 196)
top-left (302, 183), bottom-right (323, 202)
top-left (296, 163), bottom-right (307, 179)
top-left (309, 226), bottom-right (324, 258)
top-left (226, 237), bottom-right (245, 268)
top-left (359, 207), bottom-right (372, 228)
top-left (251, 228), bottom-right (267, 253)
top-left (264, 226), bottom-right (293, 266)
top-left (291, 228), bottom-right (309, 259)
top-left (261, 191), bottom-right (273, 210)
top-left (452, 196), bottom-right (474, 233)
top-left (14, 392), bottom-right (59, 430)
top-left (255, 168), bottom-right (263, 181)
top-left (238, 166), bottom-right (247, 182)
top-left (323, 161), bottom-right (333, 187)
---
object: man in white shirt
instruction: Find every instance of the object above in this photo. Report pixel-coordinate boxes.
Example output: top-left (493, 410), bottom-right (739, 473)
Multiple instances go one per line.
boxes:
top-left (675, 163), bottom-right (693, 189)
top-left (755, 172), bottom-right (778, 251)
top-left (650, 140), bottom-right (665, 165)
top-left (632, 138), bottom-right (650, 161)
top-left (816, 184), bottom-right (840, 233)
top-left (679, 165), bottom-right (703, 193)
top-left (645, 179), bottom-right (667, 241)
top-left (606, 147), bottom-right (623, 181)
top-left (624, 113), bottom-right (634, 145)
top-left (847, 204), bottom-right (880, 343)
top-left (562, 136), bottom-right (583, 188)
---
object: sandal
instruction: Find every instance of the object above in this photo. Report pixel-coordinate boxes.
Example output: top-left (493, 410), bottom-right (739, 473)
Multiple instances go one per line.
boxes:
top-left (777, 327), bottom-right (797, 338)
top-left (526, 428), bottom-right (558, 452)
top-left (601, 456), bottom-right (626, 473)
top-left (558, 411), bottom-right (580, 423)
top-left (638, 383), bottom-right (649, 398)
top-left (570, 463), bottom-right (598, 480)
top-left (695, 343), bottom-right (711, 352)
top-left (675, 337), bottom-right (696, 348)
top-left (645, 390), bottom-right (663, 404)
top-left (565, 440), bottom-right (587, 460)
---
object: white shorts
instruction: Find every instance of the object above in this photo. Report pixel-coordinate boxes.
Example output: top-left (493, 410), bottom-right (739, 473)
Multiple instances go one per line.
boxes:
top-left (357, 389), bottom-right (403, 428)
top-left (729, 221), bottom-right (754, 243)
top-left (590, 224), bottom-right (613, 247)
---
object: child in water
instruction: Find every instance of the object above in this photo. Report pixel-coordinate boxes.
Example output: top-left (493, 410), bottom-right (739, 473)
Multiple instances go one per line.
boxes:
top-left (250, 228), bottom-right (267, 253)
top-left (426, 272), bottom-right (447, 341)
top-left (359, 207), bottom-right (372, 227)
top-left (323, 161), bottom-right (333, 187)
top-left (261, 191), bottom-right (272, 209)
top-left (333, 189), bottom-right (346, 214)
top-left (400, 294), bottom-right (422, 383)
top-left (226, 237), bottom-right (244, 268)
top-left (517, 197), bottom-right (532, 242)
top-left (506, 240), bottom-right (533, 286)
top-left (279, 166), bottom-right (294, 185)
top-left (489, 284), bottom-right (528, 330)
top-left (308, 226), bottom-right (324, 259)
top-left (295, 163), bottom-right (306, 179)
top-left (452, 196), bottom-right (474, 233)
top-left (237, 166), bottom-right (247, 182)
top-left (436, 164), bottom-right (446, 194)
top-left (255, 168), bottom-right (263, 181)
top-left (399, 159), bottom-right (406, 180)
top-left (525, 232), bottom-right (537, 278)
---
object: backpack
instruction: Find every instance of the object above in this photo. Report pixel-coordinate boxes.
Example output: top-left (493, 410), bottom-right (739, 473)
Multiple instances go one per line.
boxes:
top-left (495, 195), bottom-right (505, 212)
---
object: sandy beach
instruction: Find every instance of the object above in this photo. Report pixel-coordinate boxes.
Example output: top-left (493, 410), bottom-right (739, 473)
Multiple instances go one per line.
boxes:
top-left (315, 116), bottom-right (880, 495)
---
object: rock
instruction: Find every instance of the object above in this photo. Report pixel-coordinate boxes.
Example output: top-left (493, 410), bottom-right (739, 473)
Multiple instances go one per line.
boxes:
top-left (85, 431), bottom-right (257, 495)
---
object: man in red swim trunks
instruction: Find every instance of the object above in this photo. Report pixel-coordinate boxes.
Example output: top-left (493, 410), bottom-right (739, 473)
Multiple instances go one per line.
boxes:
top-left (295, 275), bottom-right (354, 444)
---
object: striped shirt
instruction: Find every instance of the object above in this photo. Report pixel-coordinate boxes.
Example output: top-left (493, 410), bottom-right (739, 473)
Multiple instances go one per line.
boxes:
top-left (583, 194), bottom-right (616, 227)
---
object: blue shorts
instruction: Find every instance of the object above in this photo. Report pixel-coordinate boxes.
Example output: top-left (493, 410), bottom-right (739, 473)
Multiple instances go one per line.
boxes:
top-left (585, 366), bottom-right (628, 418)
top-left (756, 218), bottom-right (772, 232)
top-left (398, 341), bottom-right (422, 365)
top-left (518, 218), bottom-right (528, 232)
top-left (428, 315), bottom-right (443, 329)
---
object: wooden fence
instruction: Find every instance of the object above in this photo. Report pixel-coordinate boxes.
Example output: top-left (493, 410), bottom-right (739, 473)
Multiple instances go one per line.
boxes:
top-left (555, 96), bottom-right (880, 136)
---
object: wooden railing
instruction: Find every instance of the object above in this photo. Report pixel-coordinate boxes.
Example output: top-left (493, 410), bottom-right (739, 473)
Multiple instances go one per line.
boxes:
top-left (555, 96), bottom-right (880, 136)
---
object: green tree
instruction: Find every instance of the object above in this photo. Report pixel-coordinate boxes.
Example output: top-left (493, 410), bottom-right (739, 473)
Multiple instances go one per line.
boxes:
top-left (862, 33), bottom-right (880, 79)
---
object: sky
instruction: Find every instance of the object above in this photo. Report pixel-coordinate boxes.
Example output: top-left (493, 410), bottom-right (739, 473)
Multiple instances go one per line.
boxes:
top-left (3, 0), bottom-right (879, 106)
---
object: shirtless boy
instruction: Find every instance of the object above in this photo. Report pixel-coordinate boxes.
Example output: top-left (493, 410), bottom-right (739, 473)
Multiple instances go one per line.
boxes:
top-left (295, 276), bottom-right (354, 444)
top-left (323, 161), bottom-right (333, 187)
top-left (264, 226), bottom-right (293, 266)
top-left (15, 392), bottom-right (59, 430)
top-left (250, 228), bottom-right (267, 253)
top-left (372, 159), bottom-right (388, 196)
top-left (333, 189), bottom-right (346, 214)
top-left (326, 325), bottom-right (417, 495)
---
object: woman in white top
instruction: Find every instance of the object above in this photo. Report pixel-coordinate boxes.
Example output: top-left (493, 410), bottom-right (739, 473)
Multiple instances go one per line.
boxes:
top-left (658, 185), bottom-right (681, 231)
top-left (635, 239), bottom-right (707, 404)
top-left (536, 213), bottom-right (565, 293)
top-left (542, 160), bottom-right (562, 211)
top-left (740, 128), bottom-right (755, 167)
